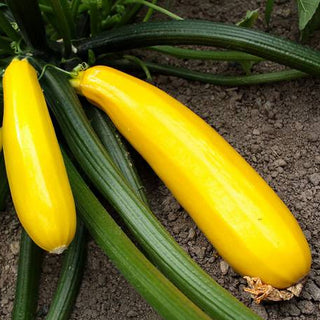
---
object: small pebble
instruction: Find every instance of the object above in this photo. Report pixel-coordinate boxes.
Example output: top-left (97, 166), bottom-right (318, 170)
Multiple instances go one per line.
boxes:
top-left (295, 122), bottom-right (304, 131)
top-left (303, 162), bottom-right (312, 169)
top-left (187, 228), bottom-right (196, 240)
top-left (308, 132), bottom-right (319, 142)
top-left (9, 241), bottom-right (20, 255)
top-left (304, 230), bottom-right (312, 241)
top-left (168, 212), bottom-right (178, 221)
top-left (251, 109), bottom-right (260, 118)
top-left (306, 281), bottom-right (320, 301)
top-left (220, 260), bottom-right (229, 275)
top-left (287, 303), bottom-right (301, 316)
top-left (309, 173), bottom-right (320, 186)
top-left (273, 159), bottom-right (287, 167)
top-left (298, 300), bottom-right (315, 314)
top-left (277, 167), bottom-right (284, 173)
top-left (253, 129), bottom-right (260, 135)
top-left (127, 310), bottom-right (138, 318)
top-left (250, 303), bottom-right (268, 319)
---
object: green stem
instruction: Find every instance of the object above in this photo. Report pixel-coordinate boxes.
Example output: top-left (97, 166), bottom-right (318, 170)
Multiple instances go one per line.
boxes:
top-left (48, 0), bottom-right (75, 56)
top-left (88, 0), bottom-right (100, 36)
top-left (86, 106), bottom-right (149, 204)
top-left (6, 0), bottom-right (48, 53)
top-left (150, 45), bottom-right (263, 62)
top-left (104, 58), bottom-right (308, 85)
top-left (143, 0), bottom-right (157, 22)
top-left (39, 4), bottom-right (53, 13)
top-left (115, 3), bottom-right (142, 27)
top-left (0, 36), bottom-right (13, 54)
top-left (123, 54), bottom-right (152, 80)
top-left (12, 230), bottom-right (43, 320)
top-left (0, 10), bottom-right (19, 41)
top-left (0, 152), bottom-right (9, 211)
top-left (123, 0), bottom-right (183, 20)
top-left (45, 222), bottom-right (86, 320)
top-left (101, 0), bottom-right (112, 16)
top-left (71, 0), bottom-right (81, 20)
top-left (76, 20), bottom-right (320, 76)
top-left (265, 0), bottom-right (274, 25)
top-left (63, 150), bottom-right (211, 320)
top-left (101, 14), bottom-right (122, 29)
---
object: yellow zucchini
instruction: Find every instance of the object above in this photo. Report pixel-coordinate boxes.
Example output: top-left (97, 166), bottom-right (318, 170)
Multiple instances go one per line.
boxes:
top-left (3, 59), bottom-right (76, 253)
top-left (71, 66), bottom-right (311, 289)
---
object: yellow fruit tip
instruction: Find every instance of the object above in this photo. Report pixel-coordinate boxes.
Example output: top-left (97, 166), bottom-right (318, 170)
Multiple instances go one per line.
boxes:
top-left (50, 245), bottom-right (67, 255)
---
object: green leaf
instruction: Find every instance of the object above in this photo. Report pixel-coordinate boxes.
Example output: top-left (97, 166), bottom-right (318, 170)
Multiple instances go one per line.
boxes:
top-left (236, 9), bottom-right (259, 73)
top-left (6, 0), bottom-right (48, 53)
top-left (239, 61), bottom-right (255, 75)
top-left (297, 0), bottom-right (320, 30)
top-left (48, 0), bottom-right (75, 56)
top-left (0, 9), bottom-right (19, 41)
top-left (236, 9), bottom-right (259, 28)
top-left (265, 0), bottom-right (274, 25)
top-left (300, 3), bottom-right (320, 39)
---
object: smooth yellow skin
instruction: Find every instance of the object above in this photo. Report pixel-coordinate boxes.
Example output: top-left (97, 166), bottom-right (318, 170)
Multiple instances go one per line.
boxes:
top-left (3, 59), bottom-right (76, 253)
top-left (72, 66), bottom-right (311, 288)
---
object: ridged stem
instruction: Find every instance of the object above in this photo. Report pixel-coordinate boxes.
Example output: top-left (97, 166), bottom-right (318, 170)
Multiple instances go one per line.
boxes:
top-left (0, 10), bottom-right (19, 41)
top-left (86, 107), bottom-right (148, 204)
top-left (0, 152), bottom-right (9, 211)
top-left (100, 58), bottom-right (308, 86)
top-left (48, 0), bottom-right (75, 56)
top-left (45, 222), bottom-right (86, 320)
top-left (6, 0), bottom-right (48, 53)
top-left (12, 230), bottom-right (43, 320)
top-left (77, 20), bottom-right (320, 75)
top-left (149, 45), bottom-right (263, 62)
top-left (63, 150), bottom-right (211, 320)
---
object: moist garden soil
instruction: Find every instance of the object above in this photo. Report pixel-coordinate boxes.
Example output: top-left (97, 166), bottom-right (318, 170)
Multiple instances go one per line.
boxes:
top-left (1, 0), bottom-right (320, 319)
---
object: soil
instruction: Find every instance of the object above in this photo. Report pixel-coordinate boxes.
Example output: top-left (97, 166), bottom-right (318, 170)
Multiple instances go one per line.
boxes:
top-left (1, 0), bottom-right (320, 319)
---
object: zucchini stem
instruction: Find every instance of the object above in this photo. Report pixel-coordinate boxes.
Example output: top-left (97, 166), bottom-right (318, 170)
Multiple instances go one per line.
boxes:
top-left (76, 20), bottom-right (320, 76)
top-left (63, 150), bottom-right (212, 320)
top-left (46, 222), bottom-right (87, 320)
top-left (100, 58), bottom-right (308, 86)
top-left (12, 230), bottom-right (43, 320)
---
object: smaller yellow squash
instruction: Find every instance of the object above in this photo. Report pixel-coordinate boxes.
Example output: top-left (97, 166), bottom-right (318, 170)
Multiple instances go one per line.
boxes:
top-left (3, 58), bottom-right (76, 253)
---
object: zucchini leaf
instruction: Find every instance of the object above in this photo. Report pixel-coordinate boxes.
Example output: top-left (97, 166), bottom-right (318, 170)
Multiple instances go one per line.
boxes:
top-left (236, 9), bottom-right (259, 74)
top-left (297, 0), bottom-right (320, 30)
top-left (236, 9), bottom-right (259, 28)
top-left (300, 3), bottom-right (320, 40)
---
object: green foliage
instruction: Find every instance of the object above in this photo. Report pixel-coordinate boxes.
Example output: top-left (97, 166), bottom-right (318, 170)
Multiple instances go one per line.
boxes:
top-left (236, 9), bottom-right (259, 28)
top-left (265, 0), bottom-right (274, 25)
top-left (236, 9), bottom-right (259, 74)
top-left (297, 0), bottom-right (320, 30)
top-left (300, 3), bottom-right (320, 40)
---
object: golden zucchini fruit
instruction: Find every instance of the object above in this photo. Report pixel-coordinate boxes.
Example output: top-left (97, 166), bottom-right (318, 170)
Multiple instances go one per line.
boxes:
top-left (3, 59), bottom-right (76, 253)
top-left (71, 66), bottom-right (311, 289)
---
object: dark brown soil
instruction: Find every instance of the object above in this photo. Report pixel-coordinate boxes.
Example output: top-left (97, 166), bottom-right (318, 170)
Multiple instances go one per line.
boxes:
top-left (1, 0), bottom-right (320, 319)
